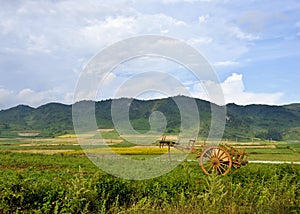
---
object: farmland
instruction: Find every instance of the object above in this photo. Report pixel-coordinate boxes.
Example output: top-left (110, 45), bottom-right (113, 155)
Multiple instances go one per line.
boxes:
top-left (0, 131), bottom-right (299, 213)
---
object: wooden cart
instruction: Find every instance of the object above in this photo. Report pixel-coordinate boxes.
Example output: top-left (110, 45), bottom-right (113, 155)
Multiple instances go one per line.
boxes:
top-left (159, 136), bottom-right (249, 175)
top-left (199, 145), bottom-right (248, 175)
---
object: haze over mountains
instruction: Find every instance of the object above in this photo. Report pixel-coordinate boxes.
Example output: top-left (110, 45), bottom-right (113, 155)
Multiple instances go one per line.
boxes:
top-left (0, 96), bottom-right (300, 141)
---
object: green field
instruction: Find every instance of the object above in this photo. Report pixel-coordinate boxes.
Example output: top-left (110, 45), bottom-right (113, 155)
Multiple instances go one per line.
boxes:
top-left (1, 131), bottom-right (300, 161)
top-left (0, 133), bottom-right (300, 213)
top-left (0, 151), bottom-right (299, 213)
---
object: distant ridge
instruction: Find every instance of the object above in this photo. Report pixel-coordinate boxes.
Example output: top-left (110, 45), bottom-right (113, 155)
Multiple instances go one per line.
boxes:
top-left (0, 96), bottom-right (300, 140)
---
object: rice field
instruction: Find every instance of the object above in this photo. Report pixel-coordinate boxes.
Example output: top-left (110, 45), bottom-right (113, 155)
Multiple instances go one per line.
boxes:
top-left (0, 129), bottom-right (300, 212)
top-left (0, 129), bottom-right (299, 162)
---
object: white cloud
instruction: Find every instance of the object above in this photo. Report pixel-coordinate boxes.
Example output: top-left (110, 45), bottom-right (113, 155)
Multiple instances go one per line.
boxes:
top-left (221, 73), bottom-right (244, 95)
top-left (162, 0), bottom-right (211, 3)
top-left (0, 87), bottom-right (73, 109)
top-left (213, 61), bottom-right (240, 67)
top-left (0, 88), bottom-right (15, 109)
top-left (65, 13), bottom-right (188, 53)
top-left (295, 21), bottom-right (300, 36)
top-left (0, 0), bottom-right (298, 108)
top-left (231, 26), bottom-right (260, 41)
top-left (181, 17), bottom-right (253, 64)
top-left (0, 1), bottom-right (256, 69)
top-left (26, 34), bottom-right (52, 54)
top-left (74, 17), bottom-right (130, 52)
top-left (17, 89), bottom-right (56, 107)
top-left (198, 15), bottom-right (208, 23)
top-left (191, 73), bottom-right (283, 105)
top-left (110, 71), bottom-right (192, 99)
top-left (0, 19), bottom-right (15, 34)
top-left (187, 37), bottom-right (213, 45)
top-left (222, 73), bottom-right (283, 105)
top-left (0, 72), bottom-right (285, 110)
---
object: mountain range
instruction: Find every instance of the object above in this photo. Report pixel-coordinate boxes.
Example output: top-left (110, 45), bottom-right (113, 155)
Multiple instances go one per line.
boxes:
top-left (0, 96), bottom-right (300, 141)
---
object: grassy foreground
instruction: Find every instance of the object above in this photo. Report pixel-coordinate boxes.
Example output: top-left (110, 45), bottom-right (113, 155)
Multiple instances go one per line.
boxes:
top-left (0, 151), bottom-right (299, 213)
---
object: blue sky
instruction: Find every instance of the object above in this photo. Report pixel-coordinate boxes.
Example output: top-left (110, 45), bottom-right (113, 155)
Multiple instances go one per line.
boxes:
top-left (0, 0), bottom-right (299, 109)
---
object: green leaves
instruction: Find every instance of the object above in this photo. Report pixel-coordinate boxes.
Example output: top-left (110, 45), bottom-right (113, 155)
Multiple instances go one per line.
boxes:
top-left (1, 96), bottom-right (300, 139)
top-left (0, 152), bottom-right (299, 213)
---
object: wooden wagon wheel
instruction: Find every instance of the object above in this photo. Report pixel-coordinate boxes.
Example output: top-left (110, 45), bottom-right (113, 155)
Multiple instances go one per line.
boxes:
top-left (199, 146), bottom-right (232, 175)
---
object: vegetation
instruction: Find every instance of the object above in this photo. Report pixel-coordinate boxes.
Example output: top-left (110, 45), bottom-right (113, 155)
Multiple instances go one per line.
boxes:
top-left (0, 151), bottom-right (299, 213)
top-left (1, 96), bottom-right (299, 212)
top-left (0, 132), bottom-right (299, 212)
top-left (0, 133), bottom-right (299, 212)
top-left (1, 96), bottom-right (300, 140)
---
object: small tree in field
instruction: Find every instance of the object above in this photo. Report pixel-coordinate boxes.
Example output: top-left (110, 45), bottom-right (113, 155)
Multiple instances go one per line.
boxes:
top-left (266, 128), bottom-right (282, 141)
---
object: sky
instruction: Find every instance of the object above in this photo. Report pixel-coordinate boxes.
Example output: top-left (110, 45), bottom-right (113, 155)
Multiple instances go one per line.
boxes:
top-left (0, 0), bottom-right (300, 109)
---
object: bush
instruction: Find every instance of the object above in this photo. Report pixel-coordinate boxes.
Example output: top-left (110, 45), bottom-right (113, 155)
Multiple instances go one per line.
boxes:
top-left (0, 157), bottom-right (299, 213)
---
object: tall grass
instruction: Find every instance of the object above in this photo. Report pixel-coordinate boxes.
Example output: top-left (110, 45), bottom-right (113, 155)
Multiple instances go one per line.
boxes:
top-left (0, 152), bottom-right (299, 213)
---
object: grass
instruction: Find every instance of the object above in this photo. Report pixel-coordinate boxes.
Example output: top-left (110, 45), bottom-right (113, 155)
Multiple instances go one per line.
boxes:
top-left (249, 153), bottom-right (300, 162)
top-left (99, 129), bottom-right (122, 140)
top-left (0, 151), bottom-right (97, 172)
top-left (1, 136), bottom-right (299, 161)
top-left (0, 135), bottom-right (299, 212)
top-left (1, 145), bottom-right (81, 151)
top-left (245, 148), bottom-right (294, 154)
top-left (0, 137), bottom-right (81, 152)
top-left (0, 151), bottom-right (299, 213)
top-left (285, 143), bottom-right (300, 152)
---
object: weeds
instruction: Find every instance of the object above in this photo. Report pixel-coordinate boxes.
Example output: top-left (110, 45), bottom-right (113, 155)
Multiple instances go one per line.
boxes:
top-left (0, 152), bottom-right (299, 213)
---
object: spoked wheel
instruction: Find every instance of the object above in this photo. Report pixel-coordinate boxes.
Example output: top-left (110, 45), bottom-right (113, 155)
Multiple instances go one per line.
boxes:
top-left (199, 146), bottom-right (232, 175)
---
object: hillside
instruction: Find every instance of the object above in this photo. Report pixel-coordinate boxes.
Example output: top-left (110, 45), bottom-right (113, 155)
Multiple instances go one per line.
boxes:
top-left (0, 96), bottom-right (300, 140)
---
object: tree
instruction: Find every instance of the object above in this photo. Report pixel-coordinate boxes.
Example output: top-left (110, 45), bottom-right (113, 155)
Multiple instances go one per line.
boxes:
top-left (266, 128), bottom-right (282, 141)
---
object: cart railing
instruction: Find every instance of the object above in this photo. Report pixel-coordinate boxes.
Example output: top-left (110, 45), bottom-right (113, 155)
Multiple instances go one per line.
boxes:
top-left (159, 135), bottom-right (249, 175)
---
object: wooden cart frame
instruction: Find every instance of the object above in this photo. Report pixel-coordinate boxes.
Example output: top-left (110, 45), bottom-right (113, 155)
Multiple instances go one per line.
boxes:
top-left (159, 136), bottom-right (249, 175)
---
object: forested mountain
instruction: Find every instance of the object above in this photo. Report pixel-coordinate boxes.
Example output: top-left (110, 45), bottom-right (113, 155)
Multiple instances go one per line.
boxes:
top-left (0, 96), bottom-right (300, 140)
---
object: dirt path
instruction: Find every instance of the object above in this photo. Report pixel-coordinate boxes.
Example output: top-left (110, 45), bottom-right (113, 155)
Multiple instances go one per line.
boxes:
top-left (12, 149), bottom-right (74, 154)
top-left (185, 159), bottom-right (300, 164)
top-left (248, 160), bottom-right (300, 164)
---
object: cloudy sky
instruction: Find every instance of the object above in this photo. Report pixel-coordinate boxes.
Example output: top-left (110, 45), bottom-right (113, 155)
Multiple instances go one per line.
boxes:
top-left (0, 0), bottom-right (300, 109)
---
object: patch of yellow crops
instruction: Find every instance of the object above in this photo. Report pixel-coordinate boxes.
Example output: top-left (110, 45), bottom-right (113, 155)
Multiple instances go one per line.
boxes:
top-left (88, 147), bottom-right (169, 155)
top-left (112, 147), bottom-right (169, 155)
top-left (67, 147), bottom-right (186, 155)
top-left (57, 134), bottom-right (77, 138)
top-left (57, 133), bottom-right (97, 138)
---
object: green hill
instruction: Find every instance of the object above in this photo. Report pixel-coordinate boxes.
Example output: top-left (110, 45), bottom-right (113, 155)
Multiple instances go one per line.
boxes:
top-left (0, 96), bottom-right (300, 140)
top-left (225, 103), bottom-right (300, 141)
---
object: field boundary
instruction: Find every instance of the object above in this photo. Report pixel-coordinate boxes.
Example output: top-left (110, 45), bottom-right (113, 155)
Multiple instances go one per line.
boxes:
top-left (186, 159), bottom-right (300, 164)
top-left (248, 160), bottom-right (300, 164)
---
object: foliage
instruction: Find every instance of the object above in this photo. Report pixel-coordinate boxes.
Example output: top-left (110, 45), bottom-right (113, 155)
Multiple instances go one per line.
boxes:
top-left (1, 96), bottom-right (300, 140)
top-left (266, 128), bottom-right (283, 141)
top-left (0, 152), bottom-right (299, 213)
